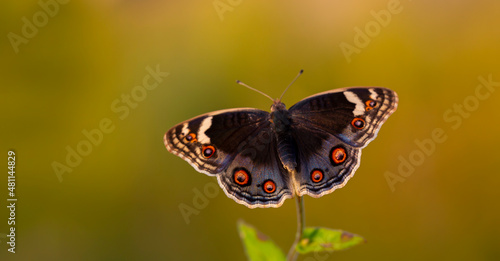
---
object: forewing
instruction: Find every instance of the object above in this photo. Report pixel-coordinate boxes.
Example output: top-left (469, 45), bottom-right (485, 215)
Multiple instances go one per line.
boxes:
top-left (164, 108), bottom-right (270, 175)
top-left (289, 87), bottom-right (398, 148)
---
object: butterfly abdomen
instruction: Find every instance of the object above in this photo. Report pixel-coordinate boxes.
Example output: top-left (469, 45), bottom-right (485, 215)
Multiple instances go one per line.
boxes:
top-left (276, 132), bottom-right (297, 172)
top-left (271, 103), bottom-right (297, 172)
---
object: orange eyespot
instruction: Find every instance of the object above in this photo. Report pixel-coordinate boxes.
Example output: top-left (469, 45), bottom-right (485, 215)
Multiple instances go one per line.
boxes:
top-left (331, 147), bottom-right (347, 165)
top-left (365, 100), bottom-right (377, 110)
top-left (234, 169), bottom-right (250, 186)
top-left (351, 118), bottom-right (365, 129)
top-left (311, 170), bottom-right (324, 183)
top-left (263, 180), bottom-right (276, 194)
top-left (185, 133), bottom-right (197, 143)
top-left (202, 145), bottom-right (215, 158)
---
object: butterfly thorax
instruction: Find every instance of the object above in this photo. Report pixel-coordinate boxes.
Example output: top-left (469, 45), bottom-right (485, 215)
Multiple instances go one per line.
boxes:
top-left (270, 101), bottom-right (290, 131)
top-left (270, 100), bottom-right (297, 173)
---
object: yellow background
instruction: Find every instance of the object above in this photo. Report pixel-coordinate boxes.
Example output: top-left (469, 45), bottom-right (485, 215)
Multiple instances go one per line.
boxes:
top-left (1, 0), bottom-right (499, 260)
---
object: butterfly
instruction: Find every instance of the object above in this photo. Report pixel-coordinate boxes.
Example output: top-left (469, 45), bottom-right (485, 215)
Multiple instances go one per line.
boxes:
top-left (164, 72), bottom-right (398, 208)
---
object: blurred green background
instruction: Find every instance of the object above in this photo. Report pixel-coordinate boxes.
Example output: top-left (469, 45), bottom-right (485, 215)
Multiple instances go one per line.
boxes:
top-left (1, 0), bottom-right (500, 260)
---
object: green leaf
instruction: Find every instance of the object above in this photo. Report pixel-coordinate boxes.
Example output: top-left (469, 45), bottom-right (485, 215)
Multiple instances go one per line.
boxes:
top-left (296, 227), bottom-right (365, 254)
top-left (237, 220), bottom-right (286, 261)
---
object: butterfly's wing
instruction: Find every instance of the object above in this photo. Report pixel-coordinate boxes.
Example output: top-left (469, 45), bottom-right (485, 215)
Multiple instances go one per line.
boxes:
top-left (290, 87), bottom-right (398, 148)
top-left (216, 124), bottom-right (294, 208)
top-left (289, 87), bottom-right (398, 197)
top-left (164, 108), bottom-right (293, 208)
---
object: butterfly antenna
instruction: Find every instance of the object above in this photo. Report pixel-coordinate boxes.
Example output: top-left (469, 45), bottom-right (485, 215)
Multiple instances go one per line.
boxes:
top-left (236, 80), bottom-right (274, 102)
top-left (279, 69), bottom-right (304, 101)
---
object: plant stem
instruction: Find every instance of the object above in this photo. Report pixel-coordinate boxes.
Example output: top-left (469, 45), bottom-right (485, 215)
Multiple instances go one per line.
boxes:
top-left (287, 195), bottom-right (305, 261)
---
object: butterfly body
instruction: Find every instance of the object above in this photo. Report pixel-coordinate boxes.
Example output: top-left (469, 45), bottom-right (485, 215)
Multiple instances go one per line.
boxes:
top-left (270, 100), bottom-right (297, 173)
top-left (165, 87), bottom-right (398, 208)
